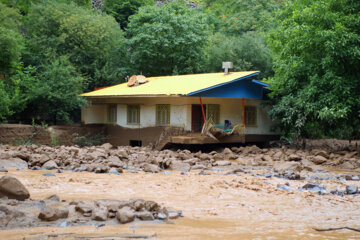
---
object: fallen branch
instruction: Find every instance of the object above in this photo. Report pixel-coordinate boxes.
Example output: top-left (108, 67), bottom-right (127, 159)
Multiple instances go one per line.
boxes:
top-left (313, 227), bottom-right (360, 233)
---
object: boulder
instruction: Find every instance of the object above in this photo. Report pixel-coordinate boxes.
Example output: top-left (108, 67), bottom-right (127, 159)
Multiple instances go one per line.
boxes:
top-left (339, 161), bottom-right (355, 169)
top-left (273, 161), bottom-right (302, 173)
top-left (107, 156), bottom-right (123, 168)
top-left (142, 163), bottom-right (161, 173)
top-left (136, 211), bottom-right (154, 221)
top-left (312, 156), bottom-right (327, 164)
top-left (101, 143), bottom-right (113, 151)
top-left (214, 160), bottom-right (231, 166)
top-left (0, 176), bottom-right (30, 200)
top-left (117, 206), bottom-right (135, 224)
top-left (169, 161), bottom-right (190, 172)
top-left (38, 206), bottom-right (69, 221)
top-left (346, 185), bottom-right (358, 195)
top-left (299, 182), bottom-right (327, 194)
top-left (0, 158), bottom-right (28, 169)
top-left (92, 205), bottom-right (108, 221)
top-left (42, 160), bottom-right (58, 170)
top-left (75, 203), bottom-right (93, 216)
top-left (287, 154), bottom-right (302, 161)
top-left (45, 194), bottom-right (60, 202)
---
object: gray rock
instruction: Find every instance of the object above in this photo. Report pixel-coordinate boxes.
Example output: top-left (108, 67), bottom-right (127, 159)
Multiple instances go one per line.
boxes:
top-left (42, 160), bottom-right (58, 170)
top-left (43, 172), bottom-right (56, 177)
top-left (75, 203), bottom-right (93, 216)
top-left (108, 167), bottom-right (121, 175)
top-left (136, 211), bottom-right (154, 221)
top-left (277, 184), bottom-right (293, 192)
top-left (0, 176), bottom-right (30, 200)
top-left (45, 194), bottom-right (60, 202)
top-left (170, 161), bottom-right (190, 172)
top-left (346, 185), bottom-right (358, 195)
top-left (0, 158), bottom-right (28, 169)
top-left (299, 182), bottom-right (327, 194)
top-left (157, 212), bottom-right (167, 220)
top-left (117, 206), bottom-right (135, 224)
top-left (287, 154), bottom-right (301, 161)
top-left (38, 206), bottom-right (69, 221)
top-left (92, 205), bottom-right (108, 221)
top-left (142, 163), bottom-right (160, 173)
top-left (273, 161), bottom-right (302, 172)
top-left (312, 156), bottom-right (327, 164)
top-left (215, 160), bottom-right (231, 166)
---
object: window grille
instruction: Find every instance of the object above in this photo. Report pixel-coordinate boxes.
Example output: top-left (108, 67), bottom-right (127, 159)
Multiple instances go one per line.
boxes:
top-left (108, 104), bottom-right (117, 123)
top-left (127, 105), bottom-right (140, 124)
top-left (156, 104), bottom-right (170, 125)
top-left (245, 106), bottom-right (257, 126)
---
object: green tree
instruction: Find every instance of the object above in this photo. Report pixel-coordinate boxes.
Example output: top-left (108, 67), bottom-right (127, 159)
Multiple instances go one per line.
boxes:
top-left (24, 1), bottom-right (125, 90)
top-left (20, 57), bottom-right (86, 123)
top-left (205, 32), bottom-right (273, 78)
top-left (126, 1), bottom-right (212, 76)
top-left (103, 0), bottom-right (153, 29)
top-left (268, 0), bottom-right (360, 139)
top-left (0, 3), bottom-right (24, 74)
top-left (203, 0), bottom-right (282, 35)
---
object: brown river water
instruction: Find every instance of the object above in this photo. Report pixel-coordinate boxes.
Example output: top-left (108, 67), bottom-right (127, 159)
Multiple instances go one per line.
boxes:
top-left (1, 169), bottom-right (360, 239)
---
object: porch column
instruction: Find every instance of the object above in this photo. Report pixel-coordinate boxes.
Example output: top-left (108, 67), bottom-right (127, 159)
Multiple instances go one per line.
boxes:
top-left (242, 98), bottom-right (245, 126)
top-left (199, 97), bottom-right (206, 126)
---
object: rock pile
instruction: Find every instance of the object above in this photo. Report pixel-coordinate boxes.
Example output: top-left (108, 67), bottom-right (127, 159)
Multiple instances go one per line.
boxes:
top-left (0, 144), bottom-right (359, 175)
top-left (0, 177), bottom-right (182, 230)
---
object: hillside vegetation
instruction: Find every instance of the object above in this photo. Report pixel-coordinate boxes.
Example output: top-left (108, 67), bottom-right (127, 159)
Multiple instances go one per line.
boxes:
top-left (0, 0), bottom-right (359, 140)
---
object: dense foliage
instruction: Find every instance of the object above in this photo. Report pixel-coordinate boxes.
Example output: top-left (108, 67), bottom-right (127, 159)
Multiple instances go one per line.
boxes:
top-left (1, 0), bottom-right (358, 140)
top-left (126, 1), bottom-right (212, 76)
top-left (268, 0), bottom-right (360, 139)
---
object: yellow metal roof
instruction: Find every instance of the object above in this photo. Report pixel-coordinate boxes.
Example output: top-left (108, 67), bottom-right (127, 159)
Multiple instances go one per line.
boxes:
top-left (81, 71), bottom-right (259, 97)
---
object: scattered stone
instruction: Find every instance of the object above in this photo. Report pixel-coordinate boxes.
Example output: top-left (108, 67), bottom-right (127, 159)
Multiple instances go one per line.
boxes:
top-left (346, 185), bottom-right (358, 195)
top-left (0, 176), bottom-right (30, 200)
top-left (43, 172), bottom-right (56, 177)
top-left (142, 163), bottom-right (160, 173)
top-left (312, 156), bottom-right (327, 164)
top-left (215, 160), bottom-right (231, 166)
top-left (277, 184), bottom-right (292, 192)
top-left (169, 161), bottom-right (190, 172)
top-left (75, 203), bottom-right (93, 216)
top-left (117, 206), bottom-right (135, 224)
top-left (0, 158), bottom-right (28, 169)
top-left (299, 182), bottom-right (327, 195)
top-left (287, 154), bottom-right (302, 161)
top-left (56, 169), bottom-right (63, 173)
top-left (45, 194), bottom-right (60, 202)
top-left (42, 160), bottom-right (58, 170)
top-left (92, 205), bottom-right (108, 221)
top-left (273, 161), bottom-right (302, 172)
top-left (108, 168), bottom-right (121, 175)
top-left (136, 211), bottom-right (154, 221)
top-left (38, 206), bottom-right (69, 221)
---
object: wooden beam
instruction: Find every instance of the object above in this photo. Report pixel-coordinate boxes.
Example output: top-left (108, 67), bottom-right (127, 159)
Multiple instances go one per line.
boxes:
top-left (199, 97), bottom-right (206, 126)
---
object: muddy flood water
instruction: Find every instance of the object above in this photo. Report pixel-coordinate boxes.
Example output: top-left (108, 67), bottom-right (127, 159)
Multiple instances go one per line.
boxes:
top-left (1, 167), bottom-right (360, 240)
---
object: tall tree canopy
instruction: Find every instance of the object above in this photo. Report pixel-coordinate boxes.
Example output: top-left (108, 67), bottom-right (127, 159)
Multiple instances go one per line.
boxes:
top-left (24, 1), bottom-right (126, 90)
top-left (268, 0), bottom-right (360, 139)
top-left (125, 1), bottom-right (213, 76)
top-left (103, 0), bottom-right (153, 29)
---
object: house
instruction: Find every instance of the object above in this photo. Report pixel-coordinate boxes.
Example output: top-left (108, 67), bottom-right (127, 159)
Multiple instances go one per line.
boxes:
top-left (80, 71), bottom-right (278, 148)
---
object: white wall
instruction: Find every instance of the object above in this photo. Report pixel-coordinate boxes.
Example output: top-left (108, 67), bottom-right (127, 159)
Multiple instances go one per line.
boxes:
top-left (82, 97), bottom-right (276, 134)
top-left (81, 104), bottom-right (106, 124)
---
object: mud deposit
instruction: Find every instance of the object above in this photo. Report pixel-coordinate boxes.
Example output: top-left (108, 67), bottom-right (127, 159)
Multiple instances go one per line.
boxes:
top-left (0, 167), bottom-right (358, 239)
top-left (0, 144), bottom-right (360, 239)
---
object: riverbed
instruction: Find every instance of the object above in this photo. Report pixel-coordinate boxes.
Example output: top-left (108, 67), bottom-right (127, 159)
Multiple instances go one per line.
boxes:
top-left (1, 168), bottom-right (360, 239)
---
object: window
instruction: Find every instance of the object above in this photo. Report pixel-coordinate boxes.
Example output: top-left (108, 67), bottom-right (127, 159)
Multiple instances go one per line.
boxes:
top-left (127, 104), bottom-right (140, 124)
top-left (108, 104), bottom-right (117, 123)
top-left (156, 104), bottom-right (170, 125)
top-left (245, 106), bottom-right (257, 126)
top-left (207, 104), bottom-right (220, 124)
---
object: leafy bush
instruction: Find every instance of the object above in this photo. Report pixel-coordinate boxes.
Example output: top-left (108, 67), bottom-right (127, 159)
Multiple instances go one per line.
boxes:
top-left (73, 133), bottom-right (108, 147)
